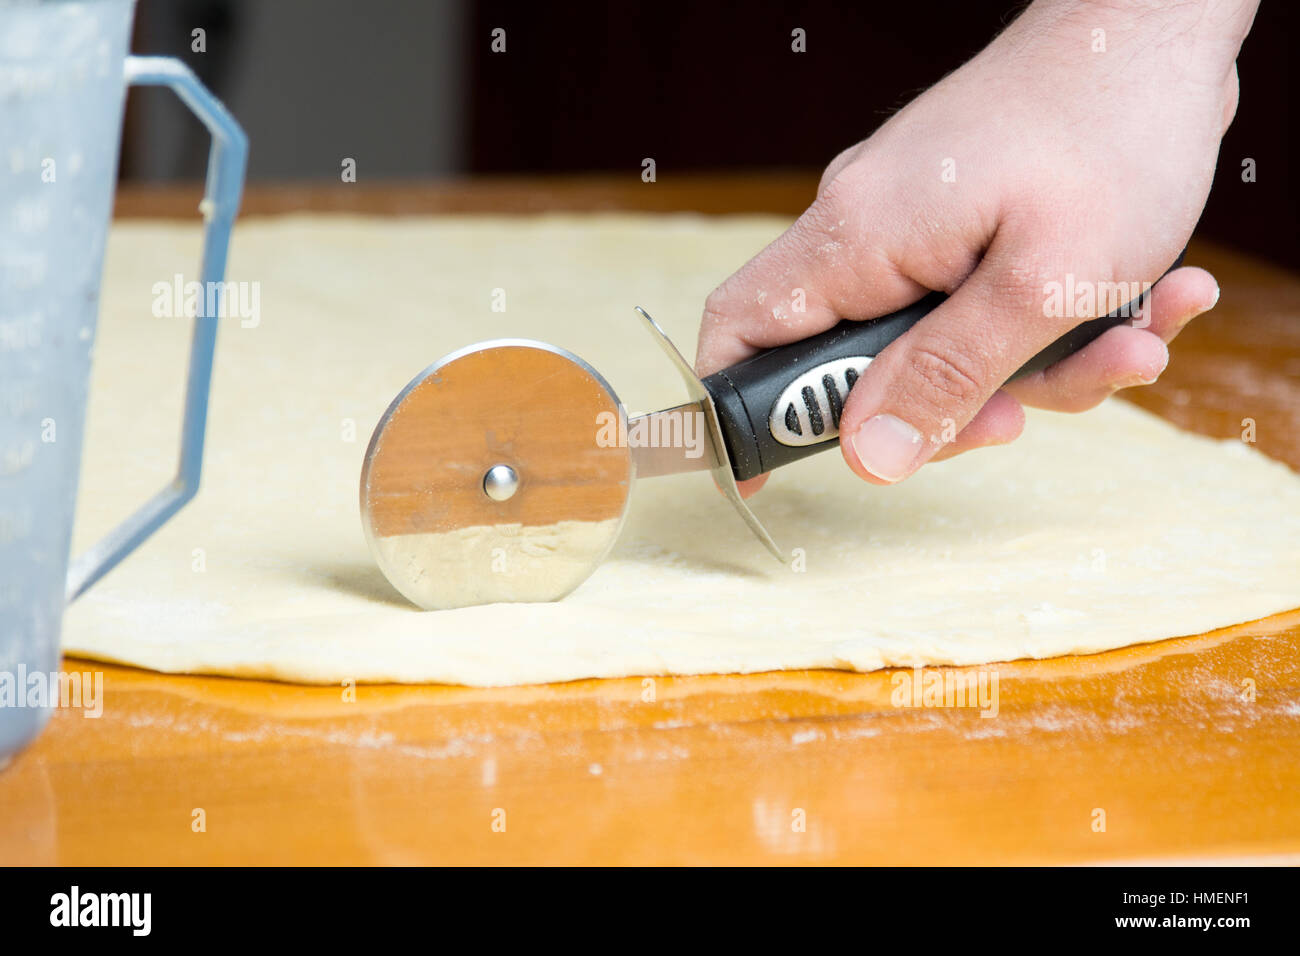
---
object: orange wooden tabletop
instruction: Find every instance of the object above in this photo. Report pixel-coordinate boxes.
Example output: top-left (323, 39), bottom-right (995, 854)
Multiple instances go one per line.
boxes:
top-left (2, 174), bottom-right (1298, 866)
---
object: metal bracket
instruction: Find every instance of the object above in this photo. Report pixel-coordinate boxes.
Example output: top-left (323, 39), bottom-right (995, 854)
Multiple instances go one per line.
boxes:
top-left (633, 307), bottom-right (785, 564)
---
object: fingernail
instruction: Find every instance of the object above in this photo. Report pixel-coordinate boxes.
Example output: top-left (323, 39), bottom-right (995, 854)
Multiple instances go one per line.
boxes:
top-left (1177, 285), bottom-right (1219, 331)
top-left (1115, 342), bottom-right (1170, 388)
top-left (852, 414), bottom-right (925, 483)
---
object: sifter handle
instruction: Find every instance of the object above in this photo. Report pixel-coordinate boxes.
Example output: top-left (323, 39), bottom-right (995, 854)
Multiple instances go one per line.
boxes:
top-left (65, 57), bottom-right (247, 601)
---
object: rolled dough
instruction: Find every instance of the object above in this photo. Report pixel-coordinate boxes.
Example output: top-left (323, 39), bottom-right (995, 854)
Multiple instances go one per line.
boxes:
top-left (63, 215), bottom-right (1300, 686)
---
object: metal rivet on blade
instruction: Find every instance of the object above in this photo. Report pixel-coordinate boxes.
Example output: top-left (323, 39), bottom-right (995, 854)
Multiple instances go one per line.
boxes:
top-left (482, 464), bottom-right (518, 501)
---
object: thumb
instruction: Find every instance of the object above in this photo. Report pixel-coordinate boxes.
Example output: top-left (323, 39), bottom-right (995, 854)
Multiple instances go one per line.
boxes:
top-left (835, 249), bottom-right (1060, 484)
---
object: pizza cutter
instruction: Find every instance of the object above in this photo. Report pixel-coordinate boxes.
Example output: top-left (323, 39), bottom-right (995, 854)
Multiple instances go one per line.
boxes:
top-left (360, 256), bottom-right (1181, 610)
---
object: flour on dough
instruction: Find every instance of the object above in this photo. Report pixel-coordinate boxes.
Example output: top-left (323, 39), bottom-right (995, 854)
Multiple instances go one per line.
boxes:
top-left (371, 519), bottom-right (621, 609)
top-left (62, 215), bottom-right (1300, 686)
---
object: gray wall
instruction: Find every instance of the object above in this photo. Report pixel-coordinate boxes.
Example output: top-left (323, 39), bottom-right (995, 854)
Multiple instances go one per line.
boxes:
top-left (126, 0), bottom-right (466, 181)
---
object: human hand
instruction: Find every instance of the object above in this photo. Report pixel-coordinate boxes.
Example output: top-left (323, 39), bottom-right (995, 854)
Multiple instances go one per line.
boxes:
top-left (696, 0), bottom-right (1256, 496)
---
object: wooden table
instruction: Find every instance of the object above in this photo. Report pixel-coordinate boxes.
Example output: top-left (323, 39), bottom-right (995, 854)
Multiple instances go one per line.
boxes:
top-left (3, 175), bottom-right (1299, 865)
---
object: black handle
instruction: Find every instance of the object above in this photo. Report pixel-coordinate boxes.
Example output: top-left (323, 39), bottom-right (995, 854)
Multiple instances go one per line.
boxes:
top-left (703, 250), bottom-right (1187, 481)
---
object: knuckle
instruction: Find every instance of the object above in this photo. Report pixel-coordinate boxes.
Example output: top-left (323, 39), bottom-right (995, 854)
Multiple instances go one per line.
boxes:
top-left (987, 266), bottom-right (1047, 314)
top-left (906, 340), bottom-right (989, 414)
top-left (701, 279), bottom-right (749, 332)
top-left (701, 289), bottom-right (729, 326)
top-left (788, 190), bottom-right (849, 259)
top-left (817, 146), bottom-right (862, 198)
top-left (815, 164), bottom-right (868, 219)
top-left (698, 287), bottom-right (750, 375)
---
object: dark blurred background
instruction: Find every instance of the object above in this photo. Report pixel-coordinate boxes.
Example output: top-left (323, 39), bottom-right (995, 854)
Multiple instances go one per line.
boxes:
top-left (123, 0), bottom-right (1297, 269)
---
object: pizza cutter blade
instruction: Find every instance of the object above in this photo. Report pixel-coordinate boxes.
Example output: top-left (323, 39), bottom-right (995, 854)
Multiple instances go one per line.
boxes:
top-left (364, 252), bottom-right (1181, 609)
top-left (359, 316), bottom-right (781, 611)
top-left (359, 340), bottom-right (635, 610)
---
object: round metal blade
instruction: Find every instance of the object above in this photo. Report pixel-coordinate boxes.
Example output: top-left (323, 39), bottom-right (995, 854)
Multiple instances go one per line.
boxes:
top-left (360, 340), bottom-right (632, 610)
